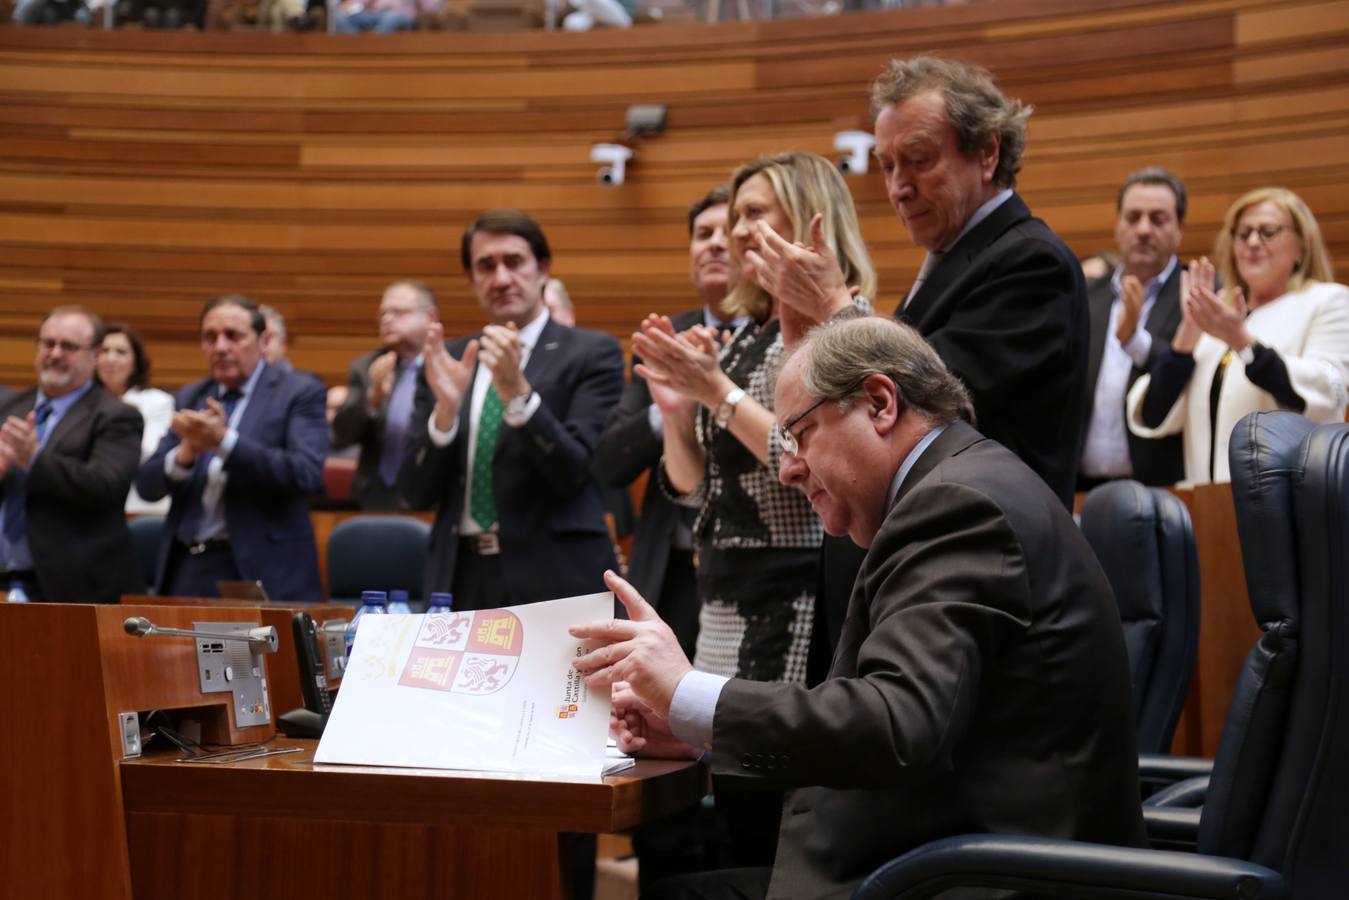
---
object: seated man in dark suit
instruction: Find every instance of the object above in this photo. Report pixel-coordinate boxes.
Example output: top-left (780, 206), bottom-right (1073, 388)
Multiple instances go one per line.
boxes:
top-left (399, 209), bottom-right (624, 609)
top-left (573, 316), bottom-right (1145, 900)
top-left (137, 294), bottom-right (328, 602)
top-left (0, 306), bottom-right (144, 603)
top-left (331, 280), bottom-right (439, 510)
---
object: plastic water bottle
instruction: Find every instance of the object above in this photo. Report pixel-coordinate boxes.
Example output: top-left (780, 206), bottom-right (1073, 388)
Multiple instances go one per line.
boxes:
top-left (344, 590), bottom-right (389, 662)
top-left (427, 592), bottom-right (454, 614)
top-left (5, 580), bottom-right (29, 603)
top-left (388, 589), bottom-right (412, 615)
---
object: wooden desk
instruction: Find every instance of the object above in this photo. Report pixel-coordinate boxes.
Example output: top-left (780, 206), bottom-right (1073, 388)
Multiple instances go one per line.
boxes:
top-left (121, 741), bottom-right (704, 900)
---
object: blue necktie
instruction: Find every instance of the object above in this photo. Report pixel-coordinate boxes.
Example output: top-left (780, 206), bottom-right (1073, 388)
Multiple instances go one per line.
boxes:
top-left (378, 359), bottom-right (417, 486)
top-left (176, 388), bottom-right (242, 543)
top-left (1, 401), bottom-right (54, 559)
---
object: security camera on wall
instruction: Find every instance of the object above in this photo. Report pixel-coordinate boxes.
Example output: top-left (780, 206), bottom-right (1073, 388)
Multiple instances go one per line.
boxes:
top-left (834, 130), bottom-right (876, 175)
top-left (592, 143), bottom-right (634, 186)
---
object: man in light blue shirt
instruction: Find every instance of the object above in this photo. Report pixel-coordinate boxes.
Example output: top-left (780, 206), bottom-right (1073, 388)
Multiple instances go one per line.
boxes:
top-left (572, 316), bottom-right (1144, 900)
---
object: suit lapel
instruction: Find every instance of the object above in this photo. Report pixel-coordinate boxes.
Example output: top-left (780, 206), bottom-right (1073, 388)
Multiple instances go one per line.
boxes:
top-left (1145, 264), bottom-right (1183, 344)
top-left (900, 193), bottom-right (1031, 323)
top-left (523, 317), bottom-right (564, 387)
top-left (1085, 277), bottom-right (1115, 394)
top-left (40, 384), bottom-right (98, 455)
top-left (233, 363), bottom-right (276, 438)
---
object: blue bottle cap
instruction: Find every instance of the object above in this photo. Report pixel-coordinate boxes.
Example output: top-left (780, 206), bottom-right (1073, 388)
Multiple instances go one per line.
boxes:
top-left (360, 590), bottom-right (389, 604)
top-left (389, 589), bottom-right (409, 601)
top-left (428, 592), bottom-right (453, 607)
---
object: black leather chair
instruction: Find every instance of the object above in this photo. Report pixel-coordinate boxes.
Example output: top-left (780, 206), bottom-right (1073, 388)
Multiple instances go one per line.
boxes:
top-left (127, 515), bottom-right (165, 595)
top-left (852, 412), bottom-right (1349, 900)
top-left (1080, 480), bottom-right (1200, 755)
top-left (326, 514), bottom-right (431, 603)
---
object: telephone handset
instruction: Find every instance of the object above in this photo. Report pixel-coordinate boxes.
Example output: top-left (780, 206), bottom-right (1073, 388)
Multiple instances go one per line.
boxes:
top-left (277, 612), bottom-right (330, 738)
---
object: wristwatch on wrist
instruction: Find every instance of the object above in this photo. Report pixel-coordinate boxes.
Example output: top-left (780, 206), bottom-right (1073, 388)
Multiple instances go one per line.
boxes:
top-left (506, 391), bottom-right (533, 419)
top-left (1235, 343), bottom-right (1256, 366)
top-left (714, 387), bottom-right (746, 428)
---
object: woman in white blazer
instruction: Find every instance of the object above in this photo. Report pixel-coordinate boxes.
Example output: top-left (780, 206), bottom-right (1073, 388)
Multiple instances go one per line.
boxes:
top-left (97, 323), bottom-right (175, 514)
top-left (1127, 187), bottom-right (1349, 484)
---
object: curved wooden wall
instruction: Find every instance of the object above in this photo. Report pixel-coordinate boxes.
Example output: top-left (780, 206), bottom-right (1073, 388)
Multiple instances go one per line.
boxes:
top-left (1, 0), bottom-right (1348, 387)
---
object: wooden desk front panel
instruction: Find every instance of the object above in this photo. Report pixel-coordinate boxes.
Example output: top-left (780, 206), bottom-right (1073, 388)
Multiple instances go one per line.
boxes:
top-left (121, 743), bottom-right (706, 900)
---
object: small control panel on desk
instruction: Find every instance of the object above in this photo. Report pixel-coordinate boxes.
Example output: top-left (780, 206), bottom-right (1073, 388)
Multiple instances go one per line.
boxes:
top-left (193, 622), bottom-right (271, 728)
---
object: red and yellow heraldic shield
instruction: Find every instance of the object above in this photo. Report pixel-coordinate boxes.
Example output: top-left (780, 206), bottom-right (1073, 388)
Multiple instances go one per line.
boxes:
top-left (398, 610), bottom-right (524, 695)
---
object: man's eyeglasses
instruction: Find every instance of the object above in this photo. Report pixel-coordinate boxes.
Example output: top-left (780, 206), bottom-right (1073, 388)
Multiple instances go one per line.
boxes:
top-left (778, 396), bottom-right (831, 457)
top-left (1232, 224), bottom-right (1289, 245)
top-left (37, 338), bottom-right (93, 354)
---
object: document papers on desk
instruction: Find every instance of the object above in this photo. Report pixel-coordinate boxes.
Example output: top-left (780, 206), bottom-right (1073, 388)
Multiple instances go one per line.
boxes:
top-left (315, 592), bottom-right (620, 779)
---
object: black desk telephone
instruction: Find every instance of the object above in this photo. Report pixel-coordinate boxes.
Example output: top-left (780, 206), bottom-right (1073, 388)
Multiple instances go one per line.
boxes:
top-left (277, 612), bottom-right (331, 738)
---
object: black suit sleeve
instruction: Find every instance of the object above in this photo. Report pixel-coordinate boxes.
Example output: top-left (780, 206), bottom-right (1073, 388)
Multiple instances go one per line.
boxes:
top-left (28, 400), bottom-right (143, 509)
top-left (512, 334), bottom-right (625, 498)
top-left (331, 353), bottom-right (381, 450)
top-left (593, 354), bottom-right (663, 489)
top-left (711, 483), bottom-right (1029, 789)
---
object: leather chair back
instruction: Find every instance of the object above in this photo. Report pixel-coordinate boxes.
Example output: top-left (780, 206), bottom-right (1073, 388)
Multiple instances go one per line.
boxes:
top-left (127, 515), bottom-right (165, 595)
top-left (326, 514), bottom-right (431, 602)
top-left (1204, 411), bottom-right (1349, 897)
top-left (1080, 480), bottom-right (1200, 754)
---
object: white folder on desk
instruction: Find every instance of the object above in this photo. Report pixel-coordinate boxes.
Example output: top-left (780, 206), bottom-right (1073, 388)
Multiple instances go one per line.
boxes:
top-left (315, 592), bottom-right (615, 778)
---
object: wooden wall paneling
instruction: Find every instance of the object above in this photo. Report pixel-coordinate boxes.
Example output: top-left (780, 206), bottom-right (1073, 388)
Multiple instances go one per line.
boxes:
top-left (0, 0), bottom-right (1348, 393)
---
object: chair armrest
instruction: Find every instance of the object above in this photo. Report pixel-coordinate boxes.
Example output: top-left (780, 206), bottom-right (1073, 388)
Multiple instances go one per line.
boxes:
top-left (850, 834), bottom-right (1283, 900)
top-left (1138, 754), bottom-right (1214, 782)
top-left (1146, 775), bottom-right (1211, 809)
top-left (1142, 805), bottom-right (1203, 852)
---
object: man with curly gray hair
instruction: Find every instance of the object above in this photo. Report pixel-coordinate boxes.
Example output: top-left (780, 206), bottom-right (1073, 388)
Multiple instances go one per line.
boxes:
top-left (810, 57), bottom-right (1092, 684)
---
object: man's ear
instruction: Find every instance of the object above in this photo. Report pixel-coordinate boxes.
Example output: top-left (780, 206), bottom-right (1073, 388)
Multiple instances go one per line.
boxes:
top-left (979, 133), bottom-right (1001, 184)
top-left (861, 373), bottom-right (901, 435)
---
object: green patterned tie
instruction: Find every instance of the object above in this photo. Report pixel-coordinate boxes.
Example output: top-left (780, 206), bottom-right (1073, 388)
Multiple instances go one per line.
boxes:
top-left (470, 387), bottom-right (503, 530)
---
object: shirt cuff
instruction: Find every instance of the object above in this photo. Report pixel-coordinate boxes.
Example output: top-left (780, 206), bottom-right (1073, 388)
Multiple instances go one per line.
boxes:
top-left (217, 428), bottom-right (239, 461)
top-left (428, 410), bottom-right (458, 447)
top-left (166, 447), bottom-right (192, 481)
top-left (647, 402), bottom-right (664, 438)
top-left (668, 669), bottom-right (729, 751)
top-left (1123, 327), bottom-right (1153, 368)
top-left (502, 391), bottom-right (541, 428)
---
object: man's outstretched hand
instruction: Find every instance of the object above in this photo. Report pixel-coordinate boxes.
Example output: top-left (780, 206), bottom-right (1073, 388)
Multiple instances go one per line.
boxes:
top-left (570, 570), bottom-right (692, 720)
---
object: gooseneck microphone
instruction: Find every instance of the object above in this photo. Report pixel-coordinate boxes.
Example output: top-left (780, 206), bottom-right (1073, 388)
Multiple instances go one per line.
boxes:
top-left (123, 616), bottom-right (279, 654)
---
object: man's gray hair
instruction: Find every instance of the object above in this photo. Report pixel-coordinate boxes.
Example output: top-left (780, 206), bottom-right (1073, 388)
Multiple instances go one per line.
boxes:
top-left (259, 304), bottom-right (287, 338)
top-left (387, 280), bottom-right (438, 310)
top-left (869, 56), bottom-right (1031, 190)
top-left (798, 316), bottom-right (974, 426)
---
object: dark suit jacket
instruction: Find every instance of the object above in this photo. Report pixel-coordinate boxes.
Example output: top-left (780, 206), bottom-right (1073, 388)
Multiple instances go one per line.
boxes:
top-left (1084, 266), bottom-right (1185, 486)
top-left (713, 423), bottom-right (1146, 899)
top-left (0, 385), bottom-right (144, 603)
top-left (593, 308), bottom-right (702, 642)
top-left (399, 317), bottom-right (624, 604)
top-left (137, 362), bottom-right (328, 602)
top-left (814, 193), bottom-right (1091, 684)
top-left (331, 348), bottom-right (423, 511)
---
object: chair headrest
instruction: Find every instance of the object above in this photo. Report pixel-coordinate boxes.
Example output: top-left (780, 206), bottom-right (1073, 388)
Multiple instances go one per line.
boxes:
top-left (1228, 412), bottom-right (1316, 627)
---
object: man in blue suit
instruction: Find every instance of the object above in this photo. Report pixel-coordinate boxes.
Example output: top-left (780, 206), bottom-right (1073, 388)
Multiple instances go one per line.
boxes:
top-left (137, 295), bottom-right (328, 601)
top-left (399, 209), bottom-right (624, 610)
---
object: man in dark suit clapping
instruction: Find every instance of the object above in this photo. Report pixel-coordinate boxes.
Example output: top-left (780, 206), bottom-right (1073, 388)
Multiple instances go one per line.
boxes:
top-left (137, 294), bottom-right (328, 602)
top-left (0, 306), bottom-right (143, 603)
